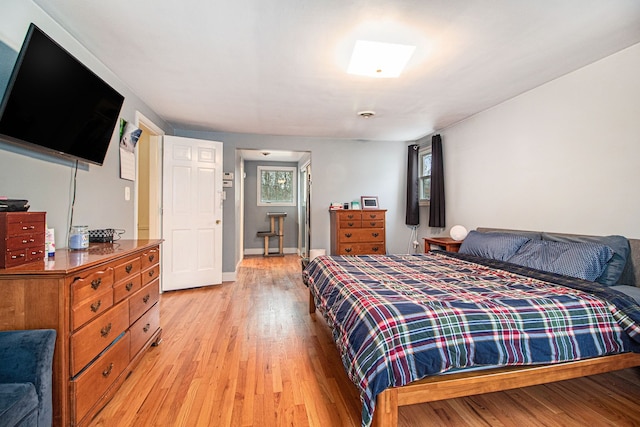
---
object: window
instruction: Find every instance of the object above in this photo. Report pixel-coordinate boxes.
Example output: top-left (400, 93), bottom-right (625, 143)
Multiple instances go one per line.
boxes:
top-left (419, 147), bottom-right (431, 205)
top-left (257, 166), bottom-right (297, 206)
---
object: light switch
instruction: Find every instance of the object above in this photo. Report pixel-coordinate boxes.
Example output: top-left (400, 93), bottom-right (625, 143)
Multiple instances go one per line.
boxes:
top-left (124, 186), bottom-right (130, 201)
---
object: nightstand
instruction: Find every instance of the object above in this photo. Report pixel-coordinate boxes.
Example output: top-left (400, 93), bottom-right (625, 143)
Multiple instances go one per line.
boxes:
top-left (423, 237), bottom-right (463, 253)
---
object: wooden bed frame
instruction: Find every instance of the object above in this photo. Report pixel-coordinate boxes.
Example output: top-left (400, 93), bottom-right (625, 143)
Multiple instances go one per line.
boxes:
top-left (307, 229), bottom-right (640, 427)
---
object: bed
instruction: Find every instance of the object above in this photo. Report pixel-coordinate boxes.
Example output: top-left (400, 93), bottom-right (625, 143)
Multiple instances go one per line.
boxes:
top-left (302, 228), bottom-right (640, 427)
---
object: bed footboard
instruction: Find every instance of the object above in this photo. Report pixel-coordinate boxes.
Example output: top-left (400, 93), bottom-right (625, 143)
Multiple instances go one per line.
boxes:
top-left (308, 290), bottom-right (316, 313)
top-left (371, 352), bottom-right (640, 427)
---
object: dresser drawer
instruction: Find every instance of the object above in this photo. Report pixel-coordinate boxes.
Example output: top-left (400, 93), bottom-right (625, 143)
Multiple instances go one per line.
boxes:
top-left (70, 267), bottom-right (114, 306)
top-left (113, 274), bottom-right (142, 304)
top-left (72, 332), bottom-right (130, 423)
top-left (339, 220), bottom-right (362, 229)
top-left (130, 304), bottom-right (160, 359)
top-left (335, 211), bottom-right (362, 222)
top-left (338, 228), bottom-right (385, 243)
top-left (141, 246), bottom-right (160, 270)
top-left (6, 233), bottom-right (45, 250)
top-left (361, 219), bottom-right (384, 228)
top-left (5, 218), bottom-right (46, 236)
top-left (70, 302), bottom-right (129, 376)
top-left (72, 286), bottom-right (114, 331)
top-left (4, 248), bottom-right (28, 267)
top-left (337, 242), bottom-right (385, 255)
top-left (361, 211), bottom-right (385, 221)
top-left (130, 279), bottom-right (160, 323)
top-left (113, 255), bottom-right (141, 283)
top-left (141, 263), bottom-right (160, 287)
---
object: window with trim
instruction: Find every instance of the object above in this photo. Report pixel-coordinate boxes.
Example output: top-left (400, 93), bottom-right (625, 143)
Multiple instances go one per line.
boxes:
top-left (257, 166), bottom-right (297, 206)
top-left (419, 147), bottom-right (432, 205)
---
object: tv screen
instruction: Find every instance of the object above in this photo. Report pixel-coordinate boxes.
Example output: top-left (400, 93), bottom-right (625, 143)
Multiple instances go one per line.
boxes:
top-left (0, 24), bottom-right (124, 166)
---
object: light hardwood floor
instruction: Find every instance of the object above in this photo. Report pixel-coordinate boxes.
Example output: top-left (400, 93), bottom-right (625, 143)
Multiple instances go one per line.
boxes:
top-left (89, 255), bottom-right (640, 426)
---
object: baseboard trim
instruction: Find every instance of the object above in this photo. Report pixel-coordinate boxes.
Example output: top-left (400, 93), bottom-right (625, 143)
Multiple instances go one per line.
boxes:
top-left (243, 247), bottom-right (298, 256)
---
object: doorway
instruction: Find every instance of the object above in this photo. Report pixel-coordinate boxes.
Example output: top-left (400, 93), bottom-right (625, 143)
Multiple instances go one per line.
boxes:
top-left (299, 161), bottom-right (311, 257)
top-left (237, 149), bottom-right (311, 258)
top-left (135, 113), bottom-right (164, 240)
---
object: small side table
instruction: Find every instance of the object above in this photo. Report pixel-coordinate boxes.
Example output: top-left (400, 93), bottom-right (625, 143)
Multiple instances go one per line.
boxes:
top-left (423, 237), bottom-right (463, 253)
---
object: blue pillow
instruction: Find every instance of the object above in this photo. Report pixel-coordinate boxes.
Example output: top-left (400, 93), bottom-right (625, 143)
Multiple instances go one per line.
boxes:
top-left (458, 231), bottom-right (531, 261)
top-left (507, 240), bottom-right (614, 281)
top-left (542, 233), bottom-right (630, 286)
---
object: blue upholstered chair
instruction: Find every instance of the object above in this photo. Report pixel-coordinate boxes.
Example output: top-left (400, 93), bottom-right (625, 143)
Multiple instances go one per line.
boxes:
top-left (0, 329), bottom-right (56, 427)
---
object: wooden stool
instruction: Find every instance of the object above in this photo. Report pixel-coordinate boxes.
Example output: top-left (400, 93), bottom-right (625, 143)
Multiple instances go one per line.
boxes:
top-left (257, 212), bottom-right (287, 256)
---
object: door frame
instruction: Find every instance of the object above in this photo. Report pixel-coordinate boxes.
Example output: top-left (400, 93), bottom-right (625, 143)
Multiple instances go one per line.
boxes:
top-left (135, 112), bottom-right (164, 240)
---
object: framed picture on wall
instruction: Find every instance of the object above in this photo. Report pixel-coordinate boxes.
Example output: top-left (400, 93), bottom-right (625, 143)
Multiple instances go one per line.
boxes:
top-left (360, 196), bottom-right (379, 209)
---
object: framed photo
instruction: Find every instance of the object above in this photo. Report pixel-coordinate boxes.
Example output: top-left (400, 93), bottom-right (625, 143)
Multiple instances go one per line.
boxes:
top-left (360, 196), bottom-right (379, 209)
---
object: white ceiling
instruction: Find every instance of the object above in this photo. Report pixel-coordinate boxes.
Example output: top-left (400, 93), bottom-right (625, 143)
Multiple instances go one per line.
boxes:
top-left (33, 0), bottom-right (640, 142)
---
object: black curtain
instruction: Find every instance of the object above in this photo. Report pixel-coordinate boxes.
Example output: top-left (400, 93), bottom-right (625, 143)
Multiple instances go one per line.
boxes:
top-left (429, 134), bottom-right (445, 228)
top-left (405, 144), bottom-right (419, 226)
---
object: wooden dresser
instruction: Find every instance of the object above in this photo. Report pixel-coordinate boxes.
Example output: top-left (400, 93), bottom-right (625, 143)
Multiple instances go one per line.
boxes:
top-left (329, 209), bottom-right (386, 255)
top-left (0, 239), bottom-right (162, 427)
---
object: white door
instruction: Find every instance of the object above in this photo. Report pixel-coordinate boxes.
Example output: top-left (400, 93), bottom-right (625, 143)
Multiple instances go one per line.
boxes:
top-left (162, 136), bottom-right (223, 291)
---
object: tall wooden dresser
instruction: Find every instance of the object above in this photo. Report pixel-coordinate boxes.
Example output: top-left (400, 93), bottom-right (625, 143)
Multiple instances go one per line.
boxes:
top-left (329, 209), bottom-right (386, 255)
top-left (0, 239), bottom-right (162, 427)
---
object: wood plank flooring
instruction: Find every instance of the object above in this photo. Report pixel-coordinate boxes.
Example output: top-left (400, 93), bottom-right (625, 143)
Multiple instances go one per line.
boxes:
top-left (88, 255), bottom-right (640, 426)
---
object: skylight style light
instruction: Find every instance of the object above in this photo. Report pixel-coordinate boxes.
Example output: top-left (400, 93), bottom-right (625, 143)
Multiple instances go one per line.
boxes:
top-left (347, 40), bottom-right (416, 78)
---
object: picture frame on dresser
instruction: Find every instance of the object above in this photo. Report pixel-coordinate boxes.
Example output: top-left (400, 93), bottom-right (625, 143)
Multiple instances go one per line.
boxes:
top-left (360, 196), bottom-right (379, 209)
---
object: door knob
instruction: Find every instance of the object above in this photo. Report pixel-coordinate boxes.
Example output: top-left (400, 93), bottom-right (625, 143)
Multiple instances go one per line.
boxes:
top-left (216, 220), bottom-right (221, 224)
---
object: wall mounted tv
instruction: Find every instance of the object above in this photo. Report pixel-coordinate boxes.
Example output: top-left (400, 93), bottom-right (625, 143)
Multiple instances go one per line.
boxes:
top-left (0, 23), bottom-right (124, 166)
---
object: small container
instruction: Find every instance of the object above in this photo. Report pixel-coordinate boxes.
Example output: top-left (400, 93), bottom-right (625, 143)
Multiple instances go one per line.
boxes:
top-left (46, 228), bottom-right (56, 257)
top-left (69, 225), bottom-right (89, 250)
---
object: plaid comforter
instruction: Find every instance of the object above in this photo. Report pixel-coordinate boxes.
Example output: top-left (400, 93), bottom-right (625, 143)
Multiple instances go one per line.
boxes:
top-left (302, 252), bottom-right (640, 427)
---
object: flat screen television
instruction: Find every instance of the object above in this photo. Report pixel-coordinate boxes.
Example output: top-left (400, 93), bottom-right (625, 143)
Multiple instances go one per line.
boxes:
top-left (0, 23), bottom-right (124, 166)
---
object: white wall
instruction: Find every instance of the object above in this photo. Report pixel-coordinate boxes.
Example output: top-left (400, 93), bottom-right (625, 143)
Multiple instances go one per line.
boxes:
top-left (0, 1), bottom-right (172, 248)
top-left (425, 42), bottom-right (640, 239)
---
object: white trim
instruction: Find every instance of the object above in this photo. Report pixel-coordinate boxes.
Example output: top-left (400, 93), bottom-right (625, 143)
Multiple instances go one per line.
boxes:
top-left (135, 112), bottom-right (165, 136)
top-left (222, 271), bottom-right (237, 282)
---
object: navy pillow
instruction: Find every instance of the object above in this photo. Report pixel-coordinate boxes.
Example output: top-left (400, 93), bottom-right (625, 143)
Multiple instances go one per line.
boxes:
top-left (542, 233), bottom-right (630, 286)
top-left (458, 231), bottom-right (531, 261)
top-left (507, 240), bottom-right (614, 281)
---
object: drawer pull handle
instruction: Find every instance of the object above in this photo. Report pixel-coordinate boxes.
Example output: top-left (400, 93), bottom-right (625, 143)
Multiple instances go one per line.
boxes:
top-left (126, 282), bottom-right (134, 291)
top-left (148, 254), bottom-right (155, 262)
top-left (372, 233), bottom-right (379, 237)
top-left (143, 294), bottom-right (151, 304)
top-left (91, 300), bottom-right (102, 312)
top-left (370, 222), bottom-right (376, 227)
top-left (347, 214), bottom-right (354, 219)
top-left (91, 278), bottom-right (102, 290)
top-left (345, 233), bottom-right (352, 238)
top-left (102, 363), bottom-right (114, 378)
top-left (369, 214), bottom-right (377, 219)
top-left (101, 323), bottom-right (112, 337)
top-left (345, 248), bottom-right (352, 253)
top-left (22, 239), bottom-right (28, 244)
top-left (148, 270), bottom-right (155, 277)
top-left (348, 222), bottom-right (354, 227)
top-left (21, 225), bottom-right (36, 230)
top-left (11, 254), bottom-right (26, 259)
top-left (372, 247), bottom-right (379, 252)
top-left (143, 323), bottom-right (151, 333)
top-left (125, 264), bottom-right (133, 274)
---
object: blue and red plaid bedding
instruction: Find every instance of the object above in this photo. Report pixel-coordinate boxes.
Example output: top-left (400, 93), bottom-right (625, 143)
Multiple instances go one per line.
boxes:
top-left (302, 252), bottom-right (640, 427)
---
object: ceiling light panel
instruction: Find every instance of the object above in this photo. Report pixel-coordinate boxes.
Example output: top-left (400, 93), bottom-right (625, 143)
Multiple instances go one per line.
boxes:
top-left (347, 40), bottom-right (416, 78)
